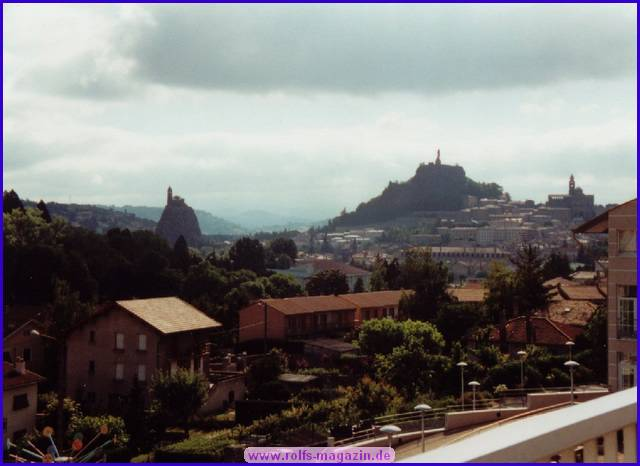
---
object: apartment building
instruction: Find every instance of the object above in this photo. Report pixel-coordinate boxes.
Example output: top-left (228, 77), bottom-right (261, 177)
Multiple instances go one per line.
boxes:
top-left (65, 297), bottom-right (221, 413)
top-left (573, 199), bottom-right (636, 391)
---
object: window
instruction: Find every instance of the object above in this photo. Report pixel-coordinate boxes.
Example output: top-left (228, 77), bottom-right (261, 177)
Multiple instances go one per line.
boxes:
top-left (12, 394), bottom-right (29, 411)
top-left (22, 348), bottom-right (31, 362)
top-left (618, 230), bottom-right (637, 255)
top-left (137, 365), bottom-right (146, 382)
top-left (115, 332), bottom-right (125, 350)
top-left (88, 360), bottom-right (95, 376)
top-left (618, 354), bottom-right (636, 389)
top-left (89, 330), bottom-right (95, 344)
top-left (115, 363), bottom-right (124, 380)
top-left (618, 286), bottom-right (637, 339)
top-left (138, 334), bottom-right (147, 351)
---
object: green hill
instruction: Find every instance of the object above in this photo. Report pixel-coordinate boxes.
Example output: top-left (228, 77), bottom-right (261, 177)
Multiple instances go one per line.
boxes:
top-left (332, 160), bottom-right (502, 227)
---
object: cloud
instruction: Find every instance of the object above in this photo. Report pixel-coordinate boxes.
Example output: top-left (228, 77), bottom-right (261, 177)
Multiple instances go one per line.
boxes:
top-left (123, 4), bottom-right (636, 95)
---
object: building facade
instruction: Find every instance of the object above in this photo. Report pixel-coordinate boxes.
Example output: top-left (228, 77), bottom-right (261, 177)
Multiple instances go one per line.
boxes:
top-left (574, 199), bottom-right (636, 391)
top-left (65, 297), bottom-right (221, 413)
top-left (3, 360), bottom-right (44, 442)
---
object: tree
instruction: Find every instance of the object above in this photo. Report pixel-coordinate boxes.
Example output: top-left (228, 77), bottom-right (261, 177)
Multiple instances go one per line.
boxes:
top-left (352, 277), bottom-right (365, 293)
top-left (542, 252), bottom-right (572, 280)
top-left (150, 369), bottom-right (208, 437)
top-left (246, 349), bottom-right (286, 399)
top-left (485, 261), bottom-right (516, 352)
top-left (398, 249), bottom-right (450, 321)
top-left (305, 269), bottom-right (349, 296)
top-left (269, 237), bottom-right (297, 263)
top-left (36, 200), bottom-right (53, 223)
top-left (575, 305), bottom-right (607, 383)
top-left (435, 302), bottom-right (486, 347)
top-left (172, 235), bottom-right (191, 273)
top-left (342, 376), bottom-right (403, 421)
top-left (264, 273), bottom-right (304, 298)
top-left (3, 189), bottom-right (24, 213)
top-left (358, 318), bottom-right (405, 357)
top-left (229, 237), bottom-right (266, 274)
top-left (511, 245), bottom-right (554, 344)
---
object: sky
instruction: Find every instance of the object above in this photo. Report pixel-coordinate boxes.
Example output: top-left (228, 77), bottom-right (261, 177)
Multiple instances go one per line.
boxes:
top-left (3, 3), bottom-right (637, 220)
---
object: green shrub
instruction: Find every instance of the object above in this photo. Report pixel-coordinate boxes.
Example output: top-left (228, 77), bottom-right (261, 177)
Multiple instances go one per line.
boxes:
top-left (153, 430), bottom-right (237, 462)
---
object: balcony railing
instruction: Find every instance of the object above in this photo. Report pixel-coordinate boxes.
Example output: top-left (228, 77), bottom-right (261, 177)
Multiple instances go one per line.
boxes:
top-left (399, 388), bottom-right (637, 463)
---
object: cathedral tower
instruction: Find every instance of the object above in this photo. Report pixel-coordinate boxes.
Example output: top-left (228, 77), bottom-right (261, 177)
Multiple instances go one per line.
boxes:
top-left (167, 186), bottom-right (173, 206)
top-left (569, 175), bottom-right (575, 196)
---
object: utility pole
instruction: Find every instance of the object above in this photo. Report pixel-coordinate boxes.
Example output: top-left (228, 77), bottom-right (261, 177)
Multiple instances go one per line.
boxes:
top-left (263, 301), bottom-right (268, 354)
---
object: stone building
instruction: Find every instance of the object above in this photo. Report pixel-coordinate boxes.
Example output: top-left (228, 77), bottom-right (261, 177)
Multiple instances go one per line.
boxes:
top-left (547, 175), bottom-right (595, 221)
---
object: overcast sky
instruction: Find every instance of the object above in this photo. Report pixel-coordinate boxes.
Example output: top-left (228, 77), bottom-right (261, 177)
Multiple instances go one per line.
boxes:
top-left (3, 3), bottom-right (637, 220)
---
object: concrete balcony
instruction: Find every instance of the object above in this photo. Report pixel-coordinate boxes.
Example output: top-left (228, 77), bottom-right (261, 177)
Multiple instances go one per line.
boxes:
top-left (400, 388), bottom-right (636, 463)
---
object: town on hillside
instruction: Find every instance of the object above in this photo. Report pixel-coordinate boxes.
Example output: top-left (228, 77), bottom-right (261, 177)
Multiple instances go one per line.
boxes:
top-left (3, 171), bottom-right (637, 462)
top-left (3, 3), bottom-right (636, 464)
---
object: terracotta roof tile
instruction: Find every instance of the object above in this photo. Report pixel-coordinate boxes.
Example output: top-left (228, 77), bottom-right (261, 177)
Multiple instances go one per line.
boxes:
top-left (264, 295), bottom-right (356, 315)
top-left (448, 288), bottom-right (488, 303)
top-left (538, 300), bottom-right (599, 326)
top-left (558, 285), bottom-right (606, 301)
top-left (115, 297), bottom-right (222, 334)
top-left (339, 290), bottom-right (412, 308)
top-left (490, 316), bottom-right (584, 346)
top-left (3, 362), bottom-right (45, 390)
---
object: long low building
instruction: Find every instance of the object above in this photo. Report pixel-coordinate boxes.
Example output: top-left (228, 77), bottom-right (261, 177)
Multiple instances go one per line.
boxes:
top-left (238, 290), bottom-right (410, 343)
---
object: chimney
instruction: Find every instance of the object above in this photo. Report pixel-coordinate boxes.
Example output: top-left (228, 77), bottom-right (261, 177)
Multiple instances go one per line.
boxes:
top-left (15, 356), bottom-right (26, 375)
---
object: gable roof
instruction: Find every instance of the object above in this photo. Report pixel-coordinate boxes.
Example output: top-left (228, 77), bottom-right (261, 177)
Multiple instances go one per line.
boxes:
top-left (490, 316), bottom-right (583, 346)
top-left (3, 319), bottom-right (45, 341)
top-left (448, 288), bottom-right (488, 303)
top-left (339, 290), bottom-right (412, 308)
top-left (3, 362), bottom-right (45, 390)
top-left (539, 300), bottom-right (599, 327)
top-left (543, 277), bottom-right (574, 288)
top-left (115, 297), bottom-right (222, 335)
top-left (557, 284), bottom-right (606, 301)
top-left (264, 295), bottom-right (356, 315)
top-left (572, 198), bottom-right (637, 234)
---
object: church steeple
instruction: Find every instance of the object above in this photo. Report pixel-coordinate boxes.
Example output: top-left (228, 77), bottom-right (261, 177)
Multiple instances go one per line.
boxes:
top-left (435, 148), bottom-right (441, 166)
top-left (167, 186), bottom-right (173, 206)
top-left (569, 175), bottom-right (575, 196)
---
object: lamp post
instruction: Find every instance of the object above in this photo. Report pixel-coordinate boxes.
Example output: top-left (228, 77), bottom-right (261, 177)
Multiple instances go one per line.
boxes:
top-left (564, 360), bottom-right (580, 405)
top-left (380, 425), bottom-right (401, 449)
top-left (414, 404), bottom-right (432, 452)
top-left (468, 381), bottom-right (480, 411)
top-left (516, 350), bottom-right (527, 389)
top-left (565, 341), bottom-right (575, 360)
top-left (31, 329), bottom-right (65, 446)
top-left (456, 362), bottom-right (468, 410)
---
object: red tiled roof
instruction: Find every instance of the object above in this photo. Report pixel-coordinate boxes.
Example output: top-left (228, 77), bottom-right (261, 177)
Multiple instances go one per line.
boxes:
top-left (3, 362), bottom-right (45, 390)
top-left (543, 277), bottom-right (574, 288)
top-left (539, 300), bottom-right (599, 327)
top-left (339, 290), bottom-right (412, 308)
top-left (489, 316), bottom-right (584, 346)
top-left (115, 297), bottom-right (222, 334)
top-left (558, 284), bottom-right (606, 301)
top-left (448, 288), bottom-right (488, 303)
top-left (264, 295), bottom-right (356, 316)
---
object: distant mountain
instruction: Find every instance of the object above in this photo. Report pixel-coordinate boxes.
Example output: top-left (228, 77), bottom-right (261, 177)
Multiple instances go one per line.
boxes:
top-left (227, 209), bottom-right (326, 232)
top-left (332, 157), bottom-right (503, 227)
top-left (114, 205), bottom-right (246, 235)
top-left (23, 201), bottom-right (156, 233)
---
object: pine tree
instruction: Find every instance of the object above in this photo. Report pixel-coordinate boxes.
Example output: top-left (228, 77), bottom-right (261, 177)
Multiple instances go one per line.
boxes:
top-left (37, 199), bottom-right (53, 223)
top-left (3, 189), bottom-right (24, 213)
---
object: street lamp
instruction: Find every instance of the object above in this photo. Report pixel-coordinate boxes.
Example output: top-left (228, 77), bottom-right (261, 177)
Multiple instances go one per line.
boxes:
top-left (380, 425), bottom-right (401, 449)
top-left (565, 341), bottom-right (575, 360)
top-left (516, 350), bottom-right (527, 389)
top-left (456, 362), bottom-right (468, 410)
top-left (30, 329), bottom-right (65, 446)
top-left (414, 404), bottom-right (432, 452)
top-left (564, 360), bottom-right (580, 405)
top-left (468, 381), bottom-right (480, 411)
